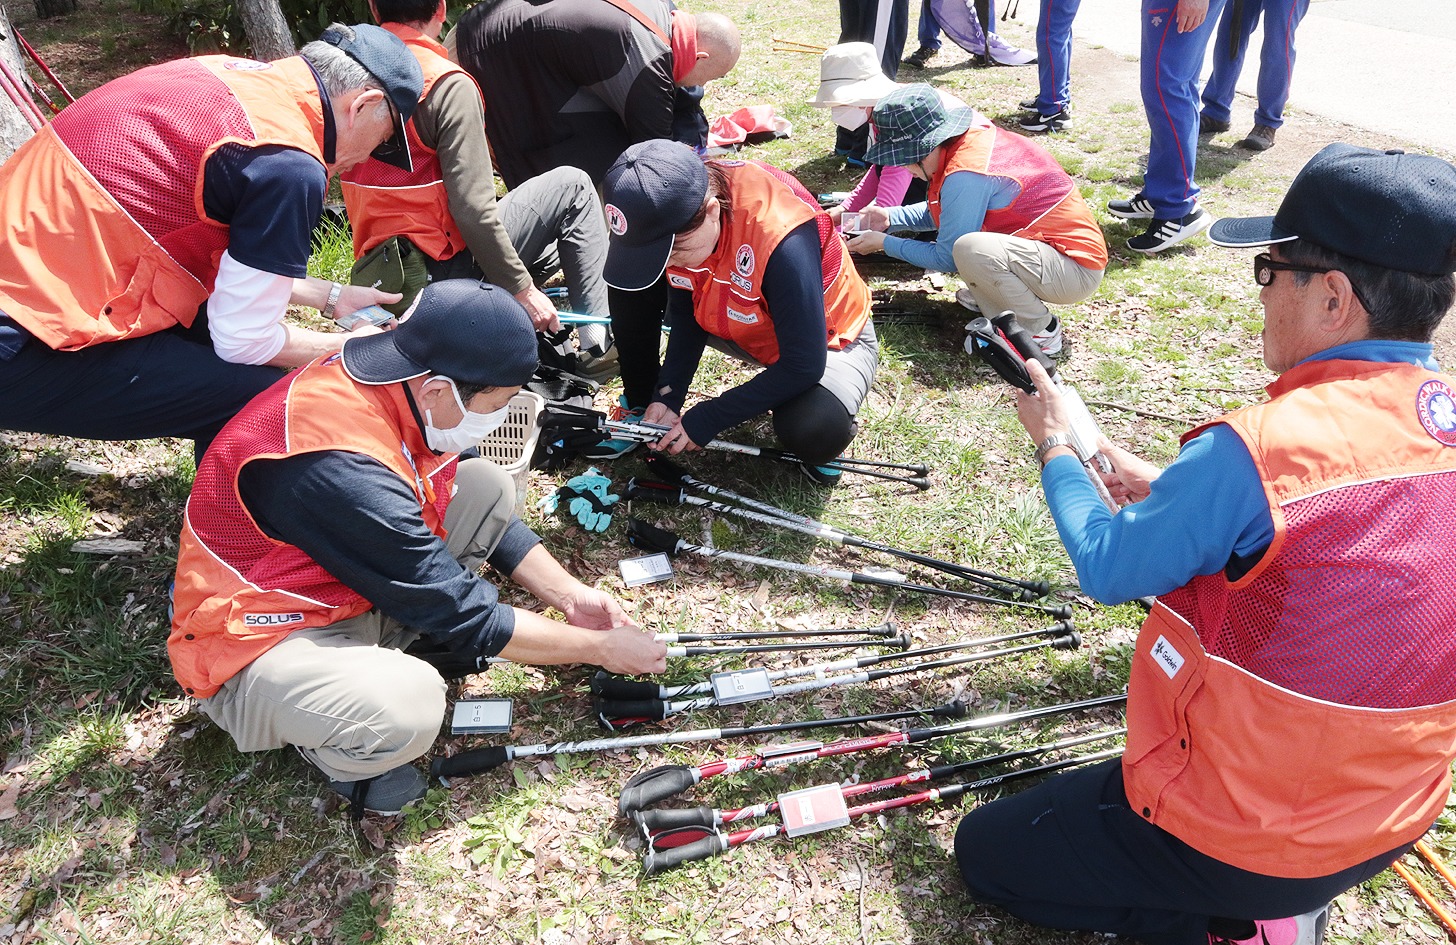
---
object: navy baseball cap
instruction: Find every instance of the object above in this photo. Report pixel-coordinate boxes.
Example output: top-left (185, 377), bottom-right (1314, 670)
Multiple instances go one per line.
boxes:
top-left (1210, 143), bottom-right (1456, 276)
top-left (318, 23), bottom-right (423, 172)
top-left (342, 280), bottom-right (538, 388)
top-left (602, 140), bottom-right (709, 291)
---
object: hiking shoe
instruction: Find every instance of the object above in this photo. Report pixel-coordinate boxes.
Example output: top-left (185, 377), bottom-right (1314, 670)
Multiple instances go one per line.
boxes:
top-left (586, 397), bottom-right (644, 459)
top-left (903, 45), bottom-right (939, 68)
top-left (955, 286), bottom-right (982, 315)
top-left (327, 765), bottom-right (428, 817)
top-left (1240, 124), bottom-right (1277, 151)
top-left (1106, 192), bottom-right (1157, 220)
top-left (1199, 113), bottom-right (1231, 134)
top-left (1127, 207), bottom-right (1213, 254)
top-left (1018, 108), bottom-right (1071, 132)
top-left (1209, 904), bottom-right (1328, 945)
top-left (800, 461), bottom-right (843, 486)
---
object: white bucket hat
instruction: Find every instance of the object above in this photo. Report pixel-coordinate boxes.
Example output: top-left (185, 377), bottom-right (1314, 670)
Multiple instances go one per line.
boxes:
top-left (810, 43), bottom-right (900, 108)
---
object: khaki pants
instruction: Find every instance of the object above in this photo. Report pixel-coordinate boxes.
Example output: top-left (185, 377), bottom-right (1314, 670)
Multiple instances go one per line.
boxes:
top-left (952, 232), bottom-right (1104, 334)
top-left (199, 459), bottom-right (517, 781)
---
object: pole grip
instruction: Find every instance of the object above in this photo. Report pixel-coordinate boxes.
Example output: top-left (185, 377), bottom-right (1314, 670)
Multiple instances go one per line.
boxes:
top-left (642, 832), bottom-right (729, 875)
top-left (623, 480), bottom-right (684, 504)
top-left (590, 670), bottom-right (661, 700)
top-left (965, 317), bottom-right (1036, 393)
top-left (642, 453), bottom-right (693, 485)
top-left (620, 764), bottom-right (703, 815)
top-left (429, 745), bottom-right (510, 782)
top-left (634, 806), bottom-right (719, 833)
top-left (991, 312), bottom-right (1058, 377)
top-left (594, 697), bottom-right (668, 722)
top-left (626, 518), bottom-right (684, 556)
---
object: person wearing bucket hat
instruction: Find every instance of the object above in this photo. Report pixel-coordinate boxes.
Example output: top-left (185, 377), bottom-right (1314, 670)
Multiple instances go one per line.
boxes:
top-left (847, 84), bottom-right (1106, 357)
top-left (955, 144), bottom-right (1456, 945)
top-left (0, 23), bottom-right (421, 463)
top-left (602, 140), bottom-right (879, 484)
top-left (170, 279), bottom-right (666, 817)
top-left (810, 43), bottom-right (928, 226)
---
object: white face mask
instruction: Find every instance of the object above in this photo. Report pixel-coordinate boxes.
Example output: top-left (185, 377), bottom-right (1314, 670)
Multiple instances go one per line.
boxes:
top-left (831, 104), bottom-right (869, 131)
top-left (423, 377), bottom-right (512, 454)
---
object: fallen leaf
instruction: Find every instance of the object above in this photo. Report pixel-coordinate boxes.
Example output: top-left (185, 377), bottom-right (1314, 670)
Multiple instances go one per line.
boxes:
top-left (0, 781), bottom-right (20, 820)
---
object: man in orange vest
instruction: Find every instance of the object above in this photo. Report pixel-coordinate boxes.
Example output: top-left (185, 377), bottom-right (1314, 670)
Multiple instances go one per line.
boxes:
top-left (342, 0), bottom-right (614, 363)
top-left (170, 280), bottom-right (667, 817)
top-left (958, 144), bottom-right (1456, 945)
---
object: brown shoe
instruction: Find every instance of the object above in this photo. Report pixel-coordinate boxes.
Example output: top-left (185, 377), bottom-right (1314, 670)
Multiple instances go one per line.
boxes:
top-left (1239, 124), bottom-right (1276, 151)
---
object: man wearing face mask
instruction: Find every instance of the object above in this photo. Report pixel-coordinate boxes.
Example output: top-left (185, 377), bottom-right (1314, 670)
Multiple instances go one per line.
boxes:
top-left (169, 280), bottom-right (667, 817)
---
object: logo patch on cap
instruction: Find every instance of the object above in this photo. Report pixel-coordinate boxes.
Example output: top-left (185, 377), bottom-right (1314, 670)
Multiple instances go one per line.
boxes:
top-left (605, 204), bottom-right (628, 236)
top-left (735, 244), bottom-right (756, 277)
top-left (1416, 379), bottom-right (1456, 446)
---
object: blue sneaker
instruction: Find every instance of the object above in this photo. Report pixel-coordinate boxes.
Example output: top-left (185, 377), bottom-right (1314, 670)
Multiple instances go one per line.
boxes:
top-left (799, 461), bottom-right (843, 486)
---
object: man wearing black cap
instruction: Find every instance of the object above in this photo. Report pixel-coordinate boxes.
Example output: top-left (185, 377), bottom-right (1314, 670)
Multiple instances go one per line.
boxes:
top-left (955, 144), bottom-right (1456, 945)
top-left (168, 280), bottom-right (666, 816)
top-left (0, 23), bottom-right (421, 460)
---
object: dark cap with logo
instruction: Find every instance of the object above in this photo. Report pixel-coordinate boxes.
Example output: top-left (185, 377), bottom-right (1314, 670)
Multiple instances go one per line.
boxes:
top-left (342, 280), bottom-right (538, 388)
top-left (602, 140), bottom-right (710, 292)
top-left (318, 23), bottom-right (423, 172)
top-left (1210, 142), bottom-right (1456, 276)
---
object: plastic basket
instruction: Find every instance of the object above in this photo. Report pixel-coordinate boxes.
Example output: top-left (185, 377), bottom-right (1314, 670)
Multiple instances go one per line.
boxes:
top-left (477, 390), bottom-right (544, 510)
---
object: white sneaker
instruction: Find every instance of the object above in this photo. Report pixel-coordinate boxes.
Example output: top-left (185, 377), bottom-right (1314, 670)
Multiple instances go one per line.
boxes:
top-left (955, 286), bottom-right (982, 314)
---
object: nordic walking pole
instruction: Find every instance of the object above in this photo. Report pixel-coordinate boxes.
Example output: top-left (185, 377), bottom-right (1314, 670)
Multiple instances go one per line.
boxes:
top-left (618, 692), bottom-right (1127, 813)
top-left (640, 749), bottom-right (1124, 875)
top-left (654, 621), bottom-right (899, 644)
top-left (593, 623), bottom-right (1072, 704)
top-left (428, 702), bottom-right (969, 784)
top-left (595, 629), bottom-right (1080, 726)
top-left (626, 478), bottom-right (1042, 601)
top-left (656, 633), bottom-right (910, 659)
top-left (642, 455), bottom-right (1047, 599)
top-left (637, 727), bottom-right (1126, 842)
top-left (626, 519), bottom-right (1074, 619)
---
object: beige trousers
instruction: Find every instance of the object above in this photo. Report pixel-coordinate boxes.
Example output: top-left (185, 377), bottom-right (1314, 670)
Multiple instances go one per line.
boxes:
top-left (952, 231), bottom-right (1104, 334)
top-left (200, 459), bottom-right (518, 781)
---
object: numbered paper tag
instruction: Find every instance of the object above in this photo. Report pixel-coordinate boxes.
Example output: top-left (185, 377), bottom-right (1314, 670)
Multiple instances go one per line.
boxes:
top-left (449, 698), bottom-right (514, 735)
top-left (779, 783), bottom-right (851, 837)
top-left (619, 553), bottom-right (675, 587)
top-left (710, 668), bottom-right (774, 705)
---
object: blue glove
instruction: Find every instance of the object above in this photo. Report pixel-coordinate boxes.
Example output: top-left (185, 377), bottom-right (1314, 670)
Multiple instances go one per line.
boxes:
top-left (544, 466), bottom-right (619, 532)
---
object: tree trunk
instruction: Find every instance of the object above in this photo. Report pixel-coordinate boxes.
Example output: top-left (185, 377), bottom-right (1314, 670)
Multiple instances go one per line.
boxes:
top-left (32, 0), bottom-right (77, 18)
top-left (236, 0), bottom-right (294, 61)
top-left (0, 5), bottom-right (37, 163)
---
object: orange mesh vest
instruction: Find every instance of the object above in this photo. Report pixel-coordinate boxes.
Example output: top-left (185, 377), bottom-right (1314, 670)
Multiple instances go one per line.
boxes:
top-left (168, 353), bottom-right (458, 698)
top-left (1123, 359), bottom-right (1456, 878)
top-left (339, 26), bottom-right (472, 261)
top-left (928, 127), bottom-right (1108, 271)
top-left (0, 56), bottom-right (327, 350)
top-left (666, 161), bottom-right (871, 365)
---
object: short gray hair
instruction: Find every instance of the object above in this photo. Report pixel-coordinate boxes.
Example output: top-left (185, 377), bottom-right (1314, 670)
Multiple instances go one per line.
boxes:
top-left (300, 24), bottom-right (384, 99)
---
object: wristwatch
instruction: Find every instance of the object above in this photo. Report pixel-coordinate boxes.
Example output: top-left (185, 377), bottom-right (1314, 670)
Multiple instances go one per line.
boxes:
top-left (1034, 432), bottom-right (1073, 467)
top-left (321, 281), bottom-right (343, 320)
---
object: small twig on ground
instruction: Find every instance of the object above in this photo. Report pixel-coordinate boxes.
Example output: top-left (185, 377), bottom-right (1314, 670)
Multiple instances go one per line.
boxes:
top-left (1085, 399), bottom-right (1194, 425)
top-left (290, 848), bottom-right (331, 886)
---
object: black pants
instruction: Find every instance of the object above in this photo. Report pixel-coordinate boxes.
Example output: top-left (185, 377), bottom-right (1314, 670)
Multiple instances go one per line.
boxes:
top-left (955, 759), bottom-right (1409, 945)
top-left (835, 0), bottom-right (910, 157)
top-left (0, 316), bottom-right (284, 463)
top-left (609, 279), bottom-right (670, 410)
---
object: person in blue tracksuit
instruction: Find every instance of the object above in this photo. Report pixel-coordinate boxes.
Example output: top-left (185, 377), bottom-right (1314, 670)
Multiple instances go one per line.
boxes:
top-left (1199, 0), bottom-right (1312, 152)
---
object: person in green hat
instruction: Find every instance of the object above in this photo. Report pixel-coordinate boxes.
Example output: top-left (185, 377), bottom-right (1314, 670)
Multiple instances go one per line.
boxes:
top-left (846, 83), bottom-right (1106, 356)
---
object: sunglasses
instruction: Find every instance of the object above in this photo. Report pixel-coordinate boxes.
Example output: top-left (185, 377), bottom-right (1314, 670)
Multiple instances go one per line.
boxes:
top-left (1254, 253), bottom-right (1373, 312)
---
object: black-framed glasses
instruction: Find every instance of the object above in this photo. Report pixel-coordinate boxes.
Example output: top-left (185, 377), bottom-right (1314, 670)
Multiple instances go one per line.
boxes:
top-left (1254, 252), bottom-right (1374, 312)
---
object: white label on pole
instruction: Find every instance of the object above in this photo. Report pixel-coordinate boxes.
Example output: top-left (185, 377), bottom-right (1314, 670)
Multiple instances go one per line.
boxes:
top-left (780, 783), bottom-right (851, 837)
top-left (710, 668), bottom-right (774, 704)
top-left (619, 553), bottom-right (675, 587)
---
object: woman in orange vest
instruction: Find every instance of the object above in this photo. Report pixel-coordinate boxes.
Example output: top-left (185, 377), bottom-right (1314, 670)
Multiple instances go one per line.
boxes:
top-left (601, 140), bottom-right (878, 484)
top-left (847, 83), bottom-right (1106, 357)
top-left (957, 146), bottom-right (1456, 945)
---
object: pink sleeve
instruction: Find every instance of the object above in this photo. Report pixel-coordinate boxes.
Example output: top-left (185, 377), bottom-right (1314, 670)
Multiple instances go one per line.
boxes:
top-left (872, 164), bottom-right (914, 208)
top-left (841, 167), bottom-right (881, 212)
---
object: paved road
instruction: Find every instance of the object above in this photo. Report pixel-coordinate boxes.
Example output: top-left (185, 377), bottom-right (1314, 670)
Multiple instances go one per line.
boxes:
top-left (1030, 0), bottom-right (1456, 156)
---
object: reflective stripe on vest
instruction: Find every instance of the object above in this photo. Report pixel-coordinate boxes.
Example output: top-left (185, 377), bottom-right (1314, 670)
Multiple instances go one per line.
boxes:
top-left (340, 27), bottom-right (472, 261)
top-left (666, 161), bottom-right (871, 365)
top-left (0, 55), bottom-right (326, 350)
top-left (168, 354), bottom-right (456, 698)
top-left (1123, 359), bottom-right (1456, 877)
top-left (928, 126), bottom-right (1108, 271)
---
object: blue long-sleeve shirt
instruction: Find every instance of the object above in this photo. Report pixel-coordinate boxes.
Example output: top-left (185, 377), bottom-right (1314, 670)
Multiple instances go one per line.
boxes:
top-left (881, 171), bottom-right (1021, 273)
top-left (1044, 340), bottom-right (1440, 603)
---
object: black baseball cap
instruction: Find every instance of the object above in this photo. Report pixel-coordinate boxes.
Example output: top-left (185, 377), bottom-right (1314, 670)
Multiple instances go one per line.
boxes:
top-left (1210, 143), bottom-right (1456, 276)
top-left (342, 280), bottom-right (538, 387)
top-left (602, 140), bottom-right (709, 291)
top-left (318, 23), bottom-right (423, 172)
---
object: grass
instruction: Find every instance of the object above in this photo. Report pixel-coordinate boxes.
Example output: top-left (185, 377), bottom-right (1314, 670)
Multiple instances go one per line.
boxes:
top-left (2, 2), bottom-right (1454, 944)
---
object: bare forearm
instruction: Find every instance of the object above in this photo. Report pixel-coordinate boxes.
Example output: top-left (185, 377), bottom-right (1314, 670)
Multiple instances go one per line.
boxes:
top-left (263, 324), bottom-right (349, 368)
top-left (507, 543), bottom-right (584, 612)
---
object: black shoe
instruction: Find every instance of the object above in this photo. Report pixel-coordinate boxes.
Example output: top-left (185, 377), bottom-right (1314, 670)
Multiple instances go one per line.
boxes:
top-left (903, 45), bottom-right (939, 68)
top-left (1199, 113), bottom-right (1231, 134)
top-left (1126, 207), bottom-right (1213, 254)
top-left (1106, 192), bottom-right (1156, 220)
top-left (1018, 108), bottom-right (1071, 132)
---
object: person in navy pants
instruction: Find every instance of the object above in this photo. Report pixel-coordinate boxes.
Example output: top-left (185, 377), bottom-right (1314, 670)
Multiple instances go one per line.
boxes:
top-left (1199, 0), bottom-right (1312, 152)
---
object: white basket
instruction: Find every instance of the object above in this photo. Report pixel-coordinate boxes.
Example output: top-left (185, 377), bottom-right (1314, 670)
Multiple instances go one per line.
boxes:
top-left (477, 390), bottom-right (544, 510)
